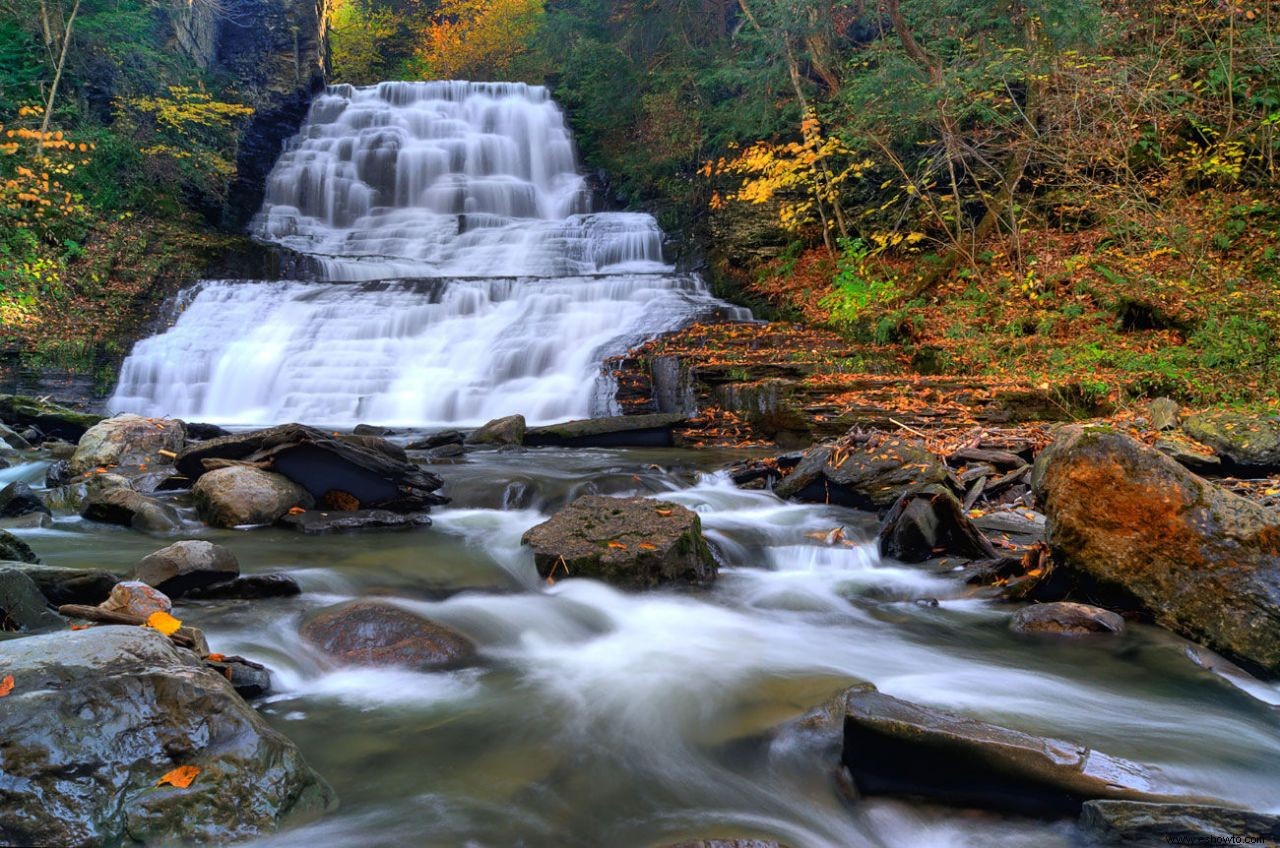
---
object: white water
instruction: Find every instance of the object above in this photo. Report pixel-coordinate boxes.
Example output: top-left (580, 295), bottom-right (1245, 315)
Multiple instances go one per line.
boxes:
top-left (110, 81), bottom-right (747, 426)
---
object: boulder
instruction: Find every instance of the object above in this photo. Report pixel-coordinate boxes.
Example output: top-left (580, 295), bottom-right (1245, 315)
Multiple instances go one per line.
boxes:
top-left (204, 657), bottom-right (272, 699)
top-left (973, 509), bottom-right (1046, 548)
top-left (299, 600), bottom-right (475, 669)
top-left (0, 627), bottom-right (333, 846)
top-left (0, 528), bottom-right (39, 563)
top-left (1080, 800), bottom-right (1280, 847)
top-left (467, 414), bottom-right (526, 446)
top-left (135, 541), bottom-right (240, 597)
top-left (279, 509), bottom-right (432, 535)
top-left (524, 413), bottom-right (689, 448)
top-left (775, 438), bottom-right (949, 510)
top-left (1010, 602), bottom-right (1125, 636)
top-left (0, 481), bottom-right (50, 519)
top-left (68, 414), bottom-right (185, 476)
top-left (0, 567), bottom-right (62, 633)
top-left (0, 394), bottom-right (103, 442)
top-left (184, 573), bottom-right (301, 600)
top-left (521, 495), bottom-right (716, 589)
top-left (177, 423), bottom-right (446, 512)
top-left (842, 688), bottom-right (1191, 817)
top-left (80, 487), bottom-right (181, 533)
top-left (183, 421), bottom-right (231, 441)
top-left (1149, 398), bottom-right (1180, 432)
top-left (0, 562), bottom-right (118, 605)
top-left (192, 465), bottom-right (313, 528)
top-left (44, 439), bottom-right (77, 459)
top-left (406, 430), bottom-right (464, 450)
top-left (877, 485), bottom-right (996, 563)
top-left (0, 422), bottom-right (32, 450)
top-left (1182, 410), bottom-right (1280, 471)
top-left (1153, 431), bottom-right (1222, 474)
top-left (1033, 426), bottom-right (1280, 674)
top-left (99, 581), bottom-right (172, 618)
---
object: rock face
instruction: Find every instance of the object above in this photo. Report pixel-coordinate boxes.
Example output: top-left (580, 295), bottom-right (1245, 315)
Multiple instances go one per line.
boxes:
top-left (877, 486), bottom-right (995, 562)
top-left (1182, 410), bottom-right (1280, 470)
top-left (192, 465), bottom-right (313, 528)
top-left (0, 482), bottom-right (49, 519)
top-left (135, 540), bottom-right (241, 596)
top-left (69, 414), bottom-right (185, 475)
top-left (0, 627), bottom-right (333, 846)
top-left (300, 600), bottom-right (475, 669)
top-left (0, 394), bottom-right (103, 442)
top-left (524, 413), bottom-right (689, 448)
top-left (80, 487), bottom-right (181, 533)
top-left (178, 423), bottom-right (446, 513)
top-left (775, 439), bottom-right (949, 510)
top-left (1033, 426), bottom-right (1280, 674)
top-left (467, 414), bottom-right (526, 446)
top-left (841, 689), bottom-right (1187, 816)
top-left (522, 495), bottom-right (717, 589)
top-left (0, 567), bottom-right (62, 632)
top-left (0, 528), bottom-right (39, 563)
top-left (1080, 800), bottom-right (1280, 847)
top-left (99, 581), bottom-right (172, 618)
top-left (1011, 602), bottom-right (1125, 636)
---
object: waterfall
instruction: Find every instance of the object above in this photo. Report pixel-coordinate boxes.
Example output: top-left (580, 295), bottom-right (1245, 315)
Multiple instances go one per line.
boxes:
top-left (110, 81), bottom-right (748, 426)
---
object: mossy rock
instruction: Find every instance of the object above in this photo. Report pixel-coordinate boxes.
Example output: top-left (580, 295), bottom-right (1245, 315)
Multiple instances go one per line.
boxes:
top-left (1182, 410), bottom-right (1280, 471)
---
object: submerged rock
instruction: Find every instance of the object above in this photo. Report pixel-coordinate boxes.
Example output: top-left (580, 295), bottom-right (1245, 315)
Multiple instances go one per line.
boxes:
top-left (877, 485), bottom-right (995, 563)
top-left (193, 465), bottom-right (313, 528)
top-left (135, 540), bottom-right (240, 597)
top-left (841, 688), bottom-right (1190, 816)
top-left (1080, 800), bottom-right (1280, 847)
top-left (300, 599), bottom-right (475, 669)
top-left (775, 438), bottom-right (949, 510)
top-left (0, 394), bottom-right (103, 442)
top-left (0, 481), bottom-right (50, 519)
top-left (521, 495), bottom-right (716, 589)
top-left (80, 487), bottom-right (181, 533)
top-left (1033, 426), bottom-right (1280, 674)
top-left (184, 573), bottom-right (301, 600)
top-left (0, 567), bottom-right (62, 633)
top-left (467, 414), bottom-right (526, 446)
top-left (0, 627), bottom-right (333, 846)
top-left (279, 508), bottom-right (432, 534)
top-left (68, 413), bottom-right (185, 476)
top-left (524, 413), bottom-right (688, 448)
top-left (0, 528), bottom-right (39, 563)
top-left (406, 430), bottom-right (464, 450)
top-left (1011, 602), bottom-right (1125, 636)
top-left (1182, 410), bottom-right (1280, 470)
top-left (99, 580), bottom-right (172, 618)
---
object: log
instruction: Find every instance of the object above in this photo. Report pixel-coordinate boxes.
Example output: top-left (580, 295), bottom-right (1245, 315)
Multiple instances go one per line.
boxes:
top-left (57, 604), bottom-right (195, 648)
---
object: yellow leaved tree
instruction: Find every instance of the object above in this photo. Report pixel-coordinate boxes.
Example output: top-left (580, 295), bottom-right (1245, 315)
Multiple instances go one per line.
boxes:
top-left (416, 0), bottom-right (545, 80)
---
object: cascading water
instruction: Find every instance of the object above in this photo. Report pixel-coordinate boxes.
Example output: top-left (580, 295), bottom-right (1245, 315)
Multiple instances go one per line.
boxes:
top-left (109, 81), bottom-right (747, 426)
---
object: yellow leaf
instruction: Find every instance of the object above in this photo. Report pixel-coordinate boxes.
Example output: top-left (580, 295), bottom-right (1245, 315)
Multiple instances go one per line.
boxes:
top-left (145, 611), bottom-right (182, 636)
top-left (156, 765), bottom-right (200, 789)
top-left (607, 541), bottom-right (627, 550)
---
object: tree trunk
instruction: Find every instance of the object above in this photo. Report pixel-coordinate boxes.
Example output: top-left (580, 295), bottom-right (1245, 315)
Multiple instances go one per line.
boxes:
top-left (38, 0), bottom-right (80, 151)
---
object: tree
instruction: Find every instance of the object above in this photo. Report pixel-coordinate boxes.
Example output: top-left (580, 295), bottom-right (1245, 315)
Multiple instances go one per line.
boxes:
top-left (416, 0), bottom-right (545, 80)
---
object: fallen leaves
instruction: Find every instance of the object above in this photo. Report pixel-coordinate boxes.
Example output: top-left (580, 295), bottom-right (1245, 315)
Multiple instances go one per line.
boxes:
top-left (0, 674), bottom-right (13, 697)
top-left (606, 541), bottom-right (628, 550)
top-left (144, 611), bottom-right (182, 636)
top-left (156, 765), bottom-right (200, 789)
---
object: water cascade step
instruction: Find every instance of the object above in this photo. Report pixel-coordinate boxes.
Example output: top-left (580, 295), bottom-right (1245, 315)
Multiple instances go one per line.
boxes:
top-left (110, 81), bottom-right (747, 426)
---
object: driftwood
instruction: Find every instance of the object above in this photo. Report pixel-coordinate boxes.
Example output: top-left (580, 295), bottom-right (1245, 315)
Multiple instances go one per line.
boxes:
top-left (57, 604), bottom-right (196, 649)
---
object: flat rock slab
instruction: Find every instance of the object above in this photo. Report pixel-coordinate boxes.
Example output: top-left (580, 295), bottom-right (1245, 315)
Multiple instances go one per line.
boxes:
top-left (841, 689), bottom-right (1193, 817)
top-left (775, 438), bottom-right (949, 510)
top-left (525, 413), bottom-right (689, 448)
top-left (1080, 801), bottom-right (1280, 847)
top-left (1183, 411), bottom-right (1280, 471)
top-left (279, 509), bottom-right (432, 534)
top-left (0, 394), bottom-right (103, 442)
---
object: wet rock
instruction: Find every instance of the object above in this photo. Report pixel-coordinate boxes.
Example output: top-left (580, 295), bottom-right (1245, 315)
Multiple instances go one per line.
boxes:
top-left (524, 413), bottom-right (689, 448)
top-left (0, 567), bottom-right (62, 632)
top-left (949, 447), bottom-right (1027, 470)
top-left (352, 423), bottom-right (391, 436)
top-left (0, 528), bottom-right (39, 563)
top-left (1182, 410), bottom-right (1280, 471)
top-left (467, 414), bottom-right (526, 446)
top-left (973, 509), bottom-right (1046, 548)
top-left (1033, 426), bottom-right (1280, 674)
top-left (193, 465), bottom-right (313, 528)
top-left (0, 422), bottom-right (32, 450)
top-left (0, 512), bottom-right (51, 530)
top-left (1149, 398), bottom-right (1180, 432)
top-left (279, 508), bottom-right (432, 534)
top-left (69, 414), bottom-right (185, 476)
top-left (135, 540), bottom-right (240, 597)
top-left (406, 429), bottom-right (464, 450)
top-left (1080, 800), bottom-right (1280, 847)
top-left (775, 438), bottom-right (949, 510)
top-left (300, 599), bottom-right (475, 669)
top-left (1153, 431), bottom-right (1222, 474)
top-left (44, 458), bottom-right (72, 487)
top-left (0, 481), bottom-right (50, 519)
top-left (424, 443), bottom-right (465, 460)
top-left (1, 562), bottom-right (119, 605)
top-left (184, 573), bottom-right (301, 600)
top-left (522, 495), bottom-right (716, 589)
top-left (80, 487), bottom-right (181, 533)
top-left (177, 423), bottom-right (446, 512)
top-left (0, 394), bottom-right (103, 442)
top-left (205, 657), bottom-right (272, 699)
top-left (1011, 602), bottom-right (1125, 636)
top-left (99, 580), bottom-right (172, 618)
top-left (0, 626), bottom-right (334, 846)
top-left (878, 485), bottom-right (995, 563)
top-left (841, 688), bottom-right (1190, 816)
top-left (44, 439), bottom-right (77, 459)
top-left (183, 421), bottom-right (231, 441)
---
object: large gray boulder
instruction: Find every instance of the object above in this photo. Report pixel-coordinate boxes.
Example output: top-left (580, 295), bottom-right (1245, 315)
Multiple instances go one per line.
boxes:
top-left (1033, 426), bottom-right (1280, 674)
top-left (192, 465), bottom-right (313, 528)
top-left (0, 627), bottom-right (333, 846)
top-left (467, 414), bottom-right (526, 446)
top-left (135, 540), bottom-right (240, 597)
top-left (1182, 410), bottom-right (1280, 470)
top-left (69, 414), bottom-right (185, 476)
top-left (0, 567), bottom-right (62, 633)
top-left (80, 487), bottom-right (181, 533)
top-left (300, 600), bottom-right (475, 670)
top-left (1080, 800), bottom-right (1280, 847)
top-left (775, 438), bottom-right (949, 510)
top-left (521, 495), bottom-right (717, 589)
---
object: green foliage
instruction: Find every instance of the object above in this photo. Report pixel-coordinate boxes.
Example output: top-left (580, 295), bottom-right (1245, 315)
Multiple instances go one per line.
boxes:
top-left (819, 237), bottom-right (901, 327)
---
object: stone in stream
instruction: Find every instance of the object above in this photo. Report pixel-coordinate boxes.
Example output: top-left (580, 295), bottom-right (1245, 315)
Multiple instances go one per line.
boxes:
top-left (841, 688), bottom-right (1195, 817)
top-left (299, 600), bottom-right (475, 669)
top-left (524, 413), bottom-right (689, 448)
top-left (0, 421), bottom-right (32, 450)
top-left (98, 580), bottom-right (172, 618)
top-left (1182, 410), bottom-right (1280, 471)
top-left (1153, 431), bottom-right (1222, 475)
top-left (68, 413), bottom-right (185, 476)
top-left (521, 495), bottom-right (717, 589)
top-left (877, 485), bottom-right (995, 563)
top-left (467, 414), bottom-right (526, 446)
top-left (0, 627), bottom-right (334, 846)
top-left (972, 509), bottom-right (1046, 548)
top-left (1033, 425), bottom-right (1280, 674)
top-left (658, 841), bottom-right (790, 848)
top-left (0, 562), bottom-right (119, 606)
top-left (0, 567), bottom-right (63, 632)
top-left (1080, 800), bottom-right (1280, 847)
top-left (406, 429), bottom-right (465, 450)
top-left (0, 481), bottom-right (50, 519)
top-left (204, 657), bottom-right (273, 699)
top-left (0, 394), bottom-right (103, 443)
top-left (1010, 602), bottom-right (1125, 636)
top-left (192, 465), bottom-right (313, 528)
top-left (774, 438), bottom-right (950, 510)
top-left (135, 540), bottom-right (240, 597)
top-left (80, 487), bottom-right (182, 533)
top-left (184, 573), bottom-right (301, 600)
top-left (279, 508), bottom-right (432, 535)
top-left (177, 423), bottom-right (446, 513)
top-left (0, 528), bottom-right (39, 563)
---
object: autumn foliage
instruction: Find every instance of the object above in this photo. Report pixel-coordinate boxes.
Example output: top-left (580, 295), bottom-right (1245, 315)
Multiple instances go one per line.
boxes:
top-left (416, 0), bottom-right (544, 80)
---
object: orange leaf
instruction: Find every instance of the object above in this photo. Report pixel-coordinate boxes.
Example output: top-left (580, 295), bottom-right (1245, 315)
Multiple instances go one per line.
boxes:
top-left (655, 508), bottom-right (673, 517)
top-left (70, 624), bottom-right (90, 631)
top-left (638, 543), bottom-right (657, 550)
top-left (145, 611), bottom-right (182, 636)
top-left (287, 506), bottom-right (306, 516)
top-left (206, 653), bottom-right (226, 662)
top-left (0, 675), bottom-right (13, 697)
top-left (156, 765), bottom-right (200, 789)
top-left (607, 541), bottom-right (627, 550)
